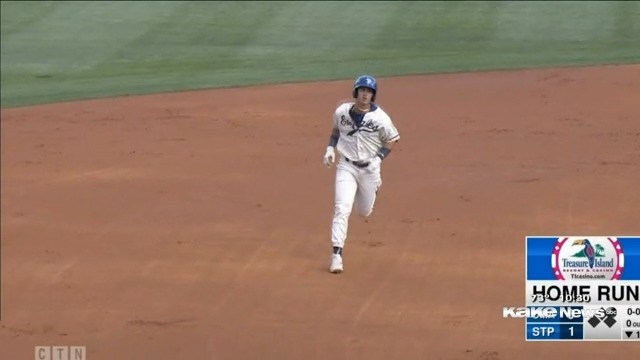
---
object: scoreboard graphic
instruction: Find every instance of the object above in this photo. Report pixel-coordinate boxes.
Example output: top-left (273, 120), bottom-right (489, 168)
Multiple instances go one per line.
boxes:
top-left (525, 236), bottom-right (640, 341)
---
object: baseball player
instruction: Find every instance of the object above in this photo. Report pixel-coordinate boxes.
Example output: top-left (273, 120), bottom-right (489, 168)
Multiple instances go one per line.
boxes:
top-left (323, 75), bottom-right (400, 274)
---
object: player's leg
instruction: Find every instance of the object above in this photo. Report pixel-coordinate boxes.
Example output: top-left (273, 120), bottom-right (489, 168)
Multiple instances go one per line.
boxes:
top-left (354, 167), bottom-right (382, 217)
top-left (331, 161), bottom-right (358, 248)
top-left (330, 160), bottom-right (358, 273)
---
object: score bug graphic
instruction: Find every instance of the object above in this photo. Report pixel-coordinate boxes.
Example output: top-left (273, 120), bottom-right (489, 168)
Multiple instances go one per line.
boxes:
top-left (552, 237), bottom-right (624, 281)
top-left (525, 236), bottom-right (640, 341)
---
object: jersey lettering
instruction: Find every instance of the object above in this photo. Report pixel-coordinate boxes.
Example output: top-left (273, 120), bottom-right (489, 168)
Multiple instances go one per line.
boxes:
top-left (333, 102), bottom-right (400, 161)
top-left (340, 115), bottom-right (354, 127)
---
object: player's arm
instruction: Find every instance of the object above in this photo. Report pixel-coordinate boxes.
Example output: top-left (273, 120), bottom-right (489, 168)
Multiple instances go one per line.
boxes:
top-left (328, 126), bottom-right (340, 148)
top-left (376, 139), bottom-right (398, 161)
top-left (377, 118), bottom-right (400, 161)
top-left (323, 126), bottom-right (340, 168)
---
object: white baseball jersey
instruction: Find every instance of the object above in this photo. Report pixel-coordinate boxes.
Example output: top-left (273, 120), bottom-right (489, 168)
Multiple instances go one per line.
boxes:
top-left (333, 102), bottom-right (400, 161)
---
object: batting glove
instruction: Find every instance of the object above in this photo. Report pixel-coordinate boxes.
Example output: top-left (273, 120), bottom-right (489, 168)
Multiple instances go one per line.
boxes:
top-left (323, 146), bottom-right (335, 168)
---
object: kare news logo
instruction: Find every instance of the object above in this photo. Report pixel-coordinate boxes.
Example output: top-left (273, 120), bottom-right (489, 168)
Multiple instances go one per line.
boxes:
top-left (35, 346), bottom-right (86, 360)
top-left (502, 306), bottom-right (606, 319)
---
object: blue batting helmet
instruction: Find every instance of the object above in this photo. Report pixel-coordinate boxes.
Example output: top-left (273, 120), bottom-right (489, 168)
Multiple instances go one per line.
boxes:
top-left (352, 75), bottom-right (377, 102)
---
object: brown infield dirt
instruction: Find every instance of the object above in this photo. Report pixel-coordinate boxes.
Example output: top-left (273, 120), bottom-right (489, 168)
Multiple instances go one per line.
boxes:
top-left (1, 64), bottom-right (639, 359)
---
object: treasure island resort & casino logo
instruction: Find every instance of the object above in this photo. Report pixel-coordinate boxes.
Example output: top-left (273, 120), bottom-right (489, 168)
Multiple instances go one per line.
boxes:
top-left (552, 237), bottom-right (624, 280)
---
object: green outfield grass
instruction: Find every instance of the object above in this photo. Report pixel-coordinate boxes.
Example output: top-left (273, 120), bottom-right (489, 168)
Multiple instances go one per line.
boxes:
top-left (2, 1), bottom-right (639, 107)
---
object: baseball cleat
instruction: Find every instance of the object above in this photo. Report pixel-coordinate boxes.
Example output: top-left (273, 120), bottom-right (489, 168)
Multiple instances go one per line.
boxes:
top-left (329, 254), bottom-right (343, 274)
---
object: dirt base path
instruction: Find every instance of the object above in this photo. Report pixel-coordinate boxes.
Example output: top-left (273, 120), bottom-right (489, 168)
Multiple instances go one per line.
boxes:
top-left (2, 65), bottom-right (639, 359)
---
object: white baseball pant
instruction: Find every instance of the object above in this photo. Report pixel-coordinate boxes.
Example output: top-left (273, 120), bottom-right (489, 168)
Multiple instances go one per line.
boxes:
top-left (331, 156), bottom-right (382, 248)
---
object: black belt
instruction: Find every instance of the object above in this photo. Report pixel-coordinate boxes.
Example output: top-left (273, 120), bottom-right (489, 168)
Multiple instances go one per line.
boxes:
top-left (345, 157), bottom-right (370, 168)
